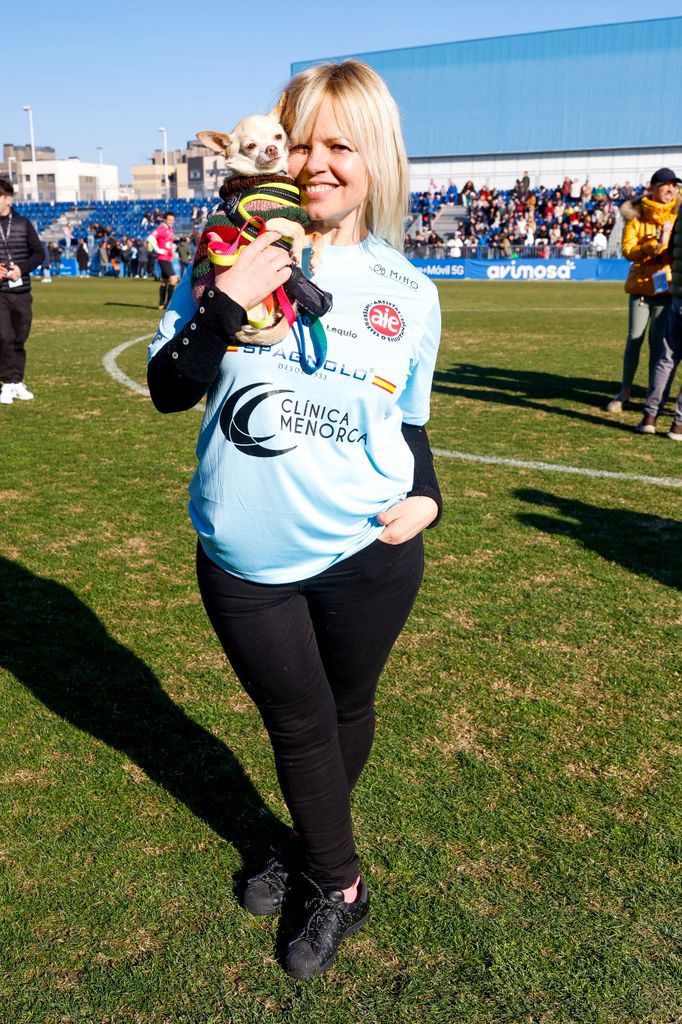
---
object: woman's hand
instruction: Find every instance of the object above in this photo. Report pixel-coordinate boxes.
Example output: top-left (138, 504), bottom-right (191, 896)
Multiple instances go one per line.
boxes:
top-left (377, 496), bottom-right (439, 545)
top-left (214, 230), bottom-right (292, 311)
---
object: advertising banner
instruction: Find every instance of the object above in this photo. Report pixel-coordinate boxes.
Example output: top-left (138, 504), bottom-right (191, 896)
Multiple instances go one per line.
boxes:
top-left (409, 258), bottom-right (630, 282)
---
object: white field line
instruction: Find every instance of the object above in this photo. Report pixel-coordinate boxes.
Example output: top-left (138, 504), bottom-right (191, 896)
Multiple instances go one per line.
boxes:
top-left (102, 334), bottom-right (153, 397)
top-left (433, 449), bottom-right (682, 490)
top-left (102, 334), bottom-right (682, 491)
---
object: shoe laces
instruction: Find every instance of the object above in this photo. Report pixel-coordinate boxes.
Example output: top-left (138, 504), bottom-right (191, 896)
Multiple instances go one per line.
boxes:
top-left (298, 878), bottom-right (347, 942)
top-left (252, 857), bottom-right (287, 890)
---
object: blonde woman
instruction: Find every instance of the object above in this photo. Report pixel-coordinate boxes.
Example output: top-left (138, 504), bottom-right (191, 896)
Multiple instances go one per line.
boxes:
top-left (147, 61), bottom-right (442, 979)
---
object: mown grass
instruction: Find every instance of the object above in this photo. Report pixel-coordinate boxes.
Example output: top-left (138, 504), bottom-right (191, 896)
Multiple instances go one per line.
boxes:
top-left (1, 278), bottom-right (680, 1024)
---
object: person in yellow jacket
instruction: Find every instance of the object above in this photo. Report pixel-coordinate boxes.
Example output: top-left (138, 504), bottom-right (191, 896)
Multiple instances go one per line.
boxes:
top-left (606, 167), bottom-right (681, 413)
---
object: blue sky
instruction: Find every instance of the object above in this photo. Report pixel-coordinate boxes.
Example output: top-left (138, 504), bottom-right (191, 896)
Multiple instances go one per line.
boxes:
top-left (5, 1), bottom-right (669, 183)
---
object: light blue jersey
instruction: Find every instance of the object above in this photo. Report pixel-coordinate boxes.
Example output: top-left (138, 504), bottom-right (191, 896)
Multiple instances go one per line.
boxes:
top-left (149, 234), bottom-right (441, 583)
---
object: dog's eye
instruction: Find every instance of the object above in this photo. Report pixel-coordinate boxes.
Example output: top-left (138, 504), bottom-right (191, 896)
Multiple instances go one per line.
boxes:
top-left (274, 134), bottom-right (283, 141)
top-left (245, 143), bottom-right (257, 151)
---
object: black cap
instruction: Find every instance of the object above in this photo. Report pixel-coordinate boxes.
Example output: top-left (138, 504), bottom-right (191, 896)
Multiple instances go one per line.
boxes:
top-left (651, 167), bottom-right (682, 186)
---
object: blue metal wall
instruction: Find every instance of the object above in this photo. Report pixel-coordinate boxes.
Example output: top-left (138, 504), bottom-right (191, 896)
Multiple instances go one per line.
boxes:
top-left (291, 18), bottom-right (682, 158)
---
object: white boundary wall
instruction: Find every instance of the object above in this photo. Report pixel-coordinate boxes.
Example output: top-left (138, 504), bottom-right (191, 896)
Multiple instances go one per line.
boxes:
top-left (410, 146), bottom-right (682, 192)
top-left (19, 158), bottom-right (119, 203)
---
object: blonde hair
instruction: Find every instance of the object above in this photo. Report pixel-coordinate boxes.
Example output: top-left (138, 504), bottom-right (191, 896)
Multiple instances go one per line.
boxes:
top-left (275, 60), bottom-right (409, 250)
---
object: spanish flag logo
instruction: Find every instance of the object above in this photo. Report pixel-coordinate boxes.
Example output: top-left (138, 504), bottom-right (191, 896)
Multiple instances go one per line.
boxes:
top-left (372, 375), bottom-right (396, 394)
top-left (226, 345), bottom-right (239, 353)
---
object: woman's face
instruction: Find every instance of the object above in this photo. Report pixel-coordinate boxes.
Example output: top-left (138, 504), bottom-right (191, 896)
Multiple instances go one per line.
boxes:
top-left (651, 182), bottom-right (677, 204)
top-left (288, 100), bottom-right (370, 243)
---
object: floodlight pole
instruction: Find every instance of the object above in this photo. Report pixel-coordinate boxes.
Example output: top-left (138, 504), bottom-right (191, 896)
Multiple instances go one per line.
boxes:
top-left (96, 147), bottom-right (103, 201)
top-left (159, 127), bottom-right (169, 201)
top-left (22, 104), bottom-right (36, 201)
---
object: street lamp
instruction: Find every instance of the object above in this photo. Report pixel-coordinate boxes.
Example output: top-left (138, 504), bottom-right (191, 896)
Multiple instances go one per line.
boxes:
top-left (96, 147), bottom-right (103, 202)
top-left (22, 104), bottom-right (36, 201)
top-left (159, 127), bottom-right (169, 201)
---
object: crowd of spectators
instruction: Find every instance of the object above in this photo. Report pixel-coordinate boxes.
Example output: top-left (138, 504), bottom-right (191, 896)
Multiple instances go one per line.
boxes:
top-left (407, 176), bottom-right (645, 259)
top-left (42, 207), bottom-right (203, 278)
top-left (29, 177), bottom-right (650, 273)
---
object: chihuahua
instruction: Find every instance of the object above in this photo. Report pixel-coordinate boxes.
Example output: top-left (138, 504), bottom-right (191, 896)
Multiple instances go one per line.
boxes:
top-left (197, 114), bottom-right (289, 178)
top-left (193, 114), bottom-right (328, 344)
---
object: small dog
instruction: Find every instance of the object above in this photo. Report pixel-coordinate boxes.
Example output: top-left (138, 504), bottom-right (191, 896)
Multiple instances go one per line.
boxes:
top-left (192, 115), bottom-right (328, 345)
top-left (197, 114), bottom-right (289, 179)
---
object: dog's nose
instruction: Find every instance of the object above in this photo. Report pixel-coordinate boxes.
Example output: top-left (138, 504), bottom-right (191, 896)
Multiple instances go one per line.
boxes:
top-left (265, 146), bottom-right (278, 160)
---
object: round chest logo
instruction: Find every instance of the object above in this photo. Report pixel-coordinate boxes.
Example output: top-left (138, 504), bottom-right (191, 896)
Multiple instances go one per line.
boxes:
top-left (363, 301), bottom-right (405, 341)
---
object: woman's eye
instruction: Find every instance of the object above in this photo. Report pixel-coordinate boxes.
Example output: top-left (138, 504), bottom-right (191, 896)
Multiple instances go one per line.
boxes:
top-left (289, 145), bottom-right (309, 154)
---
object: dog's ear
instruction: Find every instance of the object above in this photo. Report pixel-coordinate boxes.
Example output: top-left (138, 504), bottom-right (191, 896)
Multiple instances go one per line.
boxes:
top-left (196, 131), bottom-right (236, 157)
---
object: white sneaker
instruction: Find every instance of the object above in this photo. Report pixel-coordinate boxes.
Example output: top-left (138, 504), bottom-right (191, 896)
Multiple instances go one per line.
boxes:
top-left (11, 382), bottom-right (34, 401)
top-left (605, 394), bottom-right (630, 414)
top-left (635, 420), bottom-right (656, 435)
top-left (0, 385), bottom-right (13, 405)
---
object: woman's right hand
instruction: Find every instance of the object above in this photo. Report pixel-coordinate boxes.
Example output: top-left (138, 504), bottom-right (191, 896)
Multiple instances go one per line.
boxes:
top-left (213, 230), bottom-right (292, 311)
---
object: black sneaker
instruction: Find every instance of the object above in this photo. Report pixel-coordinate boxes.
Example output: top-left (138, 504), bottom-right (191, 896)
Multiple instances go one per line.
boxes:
top-left (283, 875), bottom-right (369, 980)
top-left (240, 838), bottom-right (300, 916)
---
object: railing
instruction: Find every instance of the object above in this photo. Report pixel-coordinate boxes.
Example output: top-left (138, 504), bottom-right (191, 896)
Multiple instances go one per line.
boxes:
top-left (405, 243), bottom-right (618, 260)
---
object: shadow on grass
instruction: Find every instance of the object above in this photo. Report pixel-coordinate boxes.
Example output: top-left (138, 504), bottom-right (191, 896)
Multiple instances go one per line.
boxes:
top-left (104, 302), bottom-right (160, 311)
top-left (515, 489), bottom-right (682, 589)
top-left (433, 363), bottom-right (644, 430)
top-left (0, 556), bottom-right (286, 861)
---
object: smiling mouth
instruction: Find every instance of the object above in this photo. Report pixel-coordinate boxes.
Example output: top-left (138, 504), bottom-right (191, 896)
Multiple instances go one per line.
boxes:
top-left (304, 184), bottom-right (337, 194)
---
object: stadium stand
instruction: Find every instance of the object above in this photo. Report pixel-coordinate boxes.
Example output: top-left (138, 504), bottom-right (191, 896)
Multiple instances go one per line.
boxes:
top-left (406, 180), bottom-right (644, 259)
top-left (13, 198), bottom-right (208, 248)
top-left (13, 181), bottom-right (646, 265)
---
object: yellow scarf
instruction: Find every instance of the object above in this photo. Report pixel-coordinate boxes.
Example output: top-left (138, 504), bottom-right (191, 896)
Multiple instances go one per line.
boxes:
top-left (639, 196), bottom-right (677, 224)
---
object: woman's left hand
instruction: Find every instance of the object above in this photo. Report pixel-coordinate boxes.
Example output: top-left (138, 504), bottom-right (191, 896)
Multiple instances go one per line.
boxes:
top-left (376, 496), bottom-right (439, 545)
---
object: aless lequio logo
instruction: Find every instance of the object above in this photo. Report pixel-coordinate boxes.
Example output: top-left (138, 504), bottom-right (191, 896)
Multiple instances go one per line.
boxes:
top-left (363, 301), bottom-right (405, 341)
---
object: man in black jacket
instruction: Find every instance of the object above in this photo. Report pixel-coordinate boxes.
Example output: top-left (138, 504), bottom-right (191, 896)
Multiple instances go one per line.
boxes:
top-left (0, 179), bottom-right (45, 405)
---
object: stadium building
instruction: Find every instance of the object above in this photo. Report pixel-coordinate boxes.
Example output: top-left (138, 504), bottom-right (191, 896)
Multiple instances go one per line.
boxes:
top-left (291, 17), bottom-right (682, 192)
top-left (0, 144), bottom-right (119, 203)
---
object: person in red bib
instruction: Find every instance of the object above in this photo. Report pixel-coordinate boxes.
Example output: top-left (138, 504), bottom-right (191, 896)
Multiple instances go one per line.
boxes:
top-left (148, 211), bottom-right (178, 310)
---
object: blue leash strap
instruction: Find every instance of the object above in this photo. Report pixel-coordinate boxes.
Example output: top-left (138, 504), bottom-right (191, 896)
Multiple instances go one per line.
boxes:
top-left (292, 314), bottom-right (328, 375)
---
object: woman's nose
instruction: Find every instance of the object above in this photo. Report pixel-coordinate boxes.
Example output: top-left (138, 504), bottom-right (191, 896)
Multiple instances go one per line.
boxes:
top-left (302, 143), bottom-right (328, 174)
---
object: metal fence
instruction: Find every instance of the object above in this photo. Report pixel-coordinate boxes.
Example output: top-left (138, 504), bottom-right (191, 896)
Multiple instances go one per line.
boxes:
top-left (404, 243), bottom-right (619, 261)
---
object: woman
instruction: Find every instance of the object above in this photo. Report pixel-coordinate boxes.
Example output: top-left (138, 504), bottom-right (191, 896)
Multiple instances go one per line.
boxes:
top-left (606, 168), bottom-right (680, 413)
top-left (97, 239), bottom-right (109, 277)
top-left (76, 239), bottom-right (90, 278)
top-left (147, 60), bottom-right (442, 980)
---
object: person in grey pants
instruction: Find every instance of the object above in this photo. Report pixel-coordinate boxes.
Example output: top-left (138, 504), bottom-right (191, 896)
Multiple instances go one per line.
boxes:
top-left (636, 203), bottom-right (682, 440)
top-left (606, 168), bottom-right (680, 413)
top-left (636, 296), bottom-right (682, 439)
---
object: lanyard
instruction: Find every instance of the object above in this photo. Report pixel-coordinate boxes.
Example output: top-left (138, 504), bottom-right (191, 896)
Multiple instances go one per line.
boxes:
top-left (0, 213), bottom-right (12, 262)
top-left (291, 314), bottom-right (328, 375)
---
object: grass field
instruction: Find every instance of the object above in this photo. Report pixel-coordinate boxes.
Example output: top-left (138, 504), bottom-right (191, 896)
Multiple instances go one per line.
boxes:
top-left (1, 278), bottom-right (680, 1024)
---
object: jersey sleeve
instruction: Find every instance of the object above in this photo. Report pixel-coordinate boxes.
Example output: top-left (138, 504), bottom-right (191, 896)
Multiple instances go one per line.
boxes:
top-left (146, 268), bottom-right (246, 413)
top-left (397, 282), bottom-right (441, 426)
top-left (147, 267), bottom-right (197, 360)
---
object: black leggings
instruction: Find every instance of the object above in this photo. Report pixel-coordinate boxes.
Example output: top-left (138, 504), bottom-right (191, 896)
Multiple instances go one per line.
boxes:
top-left (196, 535), bottom-right (424, 890)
